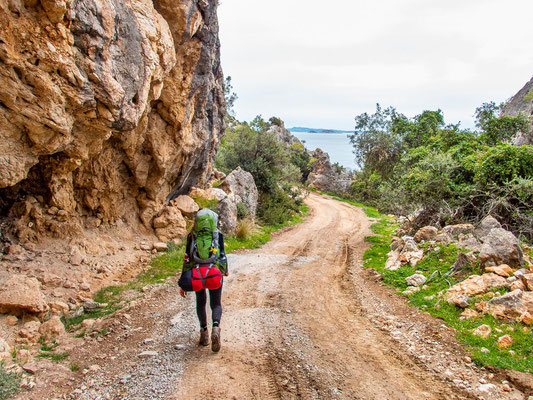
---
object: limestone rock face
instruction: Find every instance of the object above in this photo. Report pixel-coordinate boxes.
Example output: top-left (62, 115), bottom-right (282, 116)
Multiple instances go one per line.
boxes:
top-left (0, 0), bottom-right (225, 238)
top-left (306, 149), bottom-right (352, 193)
top-left (219, 167), bottom-right (258, 217)
top-left (502, 76), bottom-right (533, 145)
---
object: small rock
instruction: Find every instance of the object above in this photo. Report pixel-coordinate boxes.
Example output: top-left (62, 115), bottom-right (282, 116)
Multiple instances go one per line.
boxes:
top-left (81, 319), bottom-right (96, 330)
top-left (460, 309), bottom-right (479, 320)
top-left (143, 338), bottom-right (155, 345)
top-left (153, 242), bottom-right (168, 252)
top-left (70, 248), bottom-right (83, 266)
top-left (520, 312), bottom-right (533, 326)
top-left (39, 316), bottom-right (66, 340)
top-left (22, 363), bottom-right (39, 375)
top-left (402, 286), bottom-right (420, 296)
top-left (83, 300), bottom-right (100, 311)
top-left (138, 351), bottom-right (158, 358)
top-left (405, 274), bottom-right (427, 287)
top-left (6, 315), bottom-right (18, 326)
top-left (502, 383), bottom-right (511, 392)
top-left (80, 282), bottom-right (91, 291)
top-left (521, 273), bottom-right (533, 291)
top-left (497, 335), bottom-right (513, 349)
top-left (473, 324), bottom-right (492, 339)
top-left (140, 244), bottom-right (152, 251)
top-left (481, 347), bottom-right (490, 353)
top-left (7, 244), bottom-right (24, 255)
top-left (478, 383), bottom-right (497, 393)
top-left (485, 264), bottom-right (514, 278)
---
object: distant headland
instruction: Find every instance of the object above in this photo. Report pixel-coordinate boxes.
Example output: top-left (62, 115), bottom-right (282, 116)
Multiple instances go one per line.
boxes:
top-left (289, 127), bottom-right (353, 134)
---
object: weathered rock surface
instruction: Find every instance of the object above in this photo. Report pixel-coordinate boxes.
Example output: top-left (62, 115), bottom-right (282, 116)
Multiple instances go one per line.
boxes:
top-left (445, 273), bottom-right (508, 306)
top-left (478, 228), bottom-right (524, 268)
top-left (39, 315), bottom-right (66, 340)
top-left (219, 167), bottom-right (258, 217)
top-left (502, 76), bottom-right (533, 145)
top-left (0, 0), bottom-right (225, 239)
top-left (414, 226), bottom-right (438, 242)
top-left (0, 274), bottom-right (48, 314)
top-left (475, 216), bottom-right (502, 239)
top-left (306, 149), bottom-right (352, 193)
top-left (153, 205), bottom-right (187, 242)
top-left (216, 193), bottom-right (239, 234)
top-left (171, 195), bottom-right (199, 217)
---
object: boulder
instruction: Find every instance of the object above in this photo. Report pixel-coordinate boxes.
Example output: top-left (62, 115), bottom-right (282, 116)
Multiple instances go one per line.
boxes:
top-left (446, 273), bottom-right (508, 305)
top-left (473, 324), bottom-right (491, 338)
top-left (457, 234), bottom-right (482, 252)
top-left (216, 194), bottom-right (239, 234)
top-left (405, 274), bottom-right (427, 287)
top-left (0, 275), bottom-right (49, 315)
top-left (489, 290), bottom-right (523, 307)
top-left (478, 228), bottom-right (524, 268)
top-left (414, 226), bottom-right (438, 242)
top-left (434, 232), bottom-right (452, 245)
top-left (442, 224), bottom-right (475, 239)
top-left (219, 167), bottom-right (258, 217)
top-left (39, 316), bottom-right (66, 340)
top-left (485, 264), bottom-right (514, 278)
top-left (153, 206), bottom-right (187, 242)
top-left (153, 242), bottom-right (168, 252)
top-left (171, 195), bottom-right (199, 217)
top-left (475, 215), bottom-right (502, 239)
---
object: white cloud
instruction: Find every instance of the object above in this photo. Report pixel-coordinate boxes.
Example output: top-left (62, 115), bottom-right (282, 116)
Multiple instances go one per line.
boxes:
top-left (218, 0), bottom-right (533, 130)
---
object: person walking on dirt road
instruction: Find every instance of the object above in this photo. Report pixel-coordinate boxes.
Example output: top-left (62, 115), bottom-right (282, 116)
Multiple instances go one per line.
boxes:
top-left (178, 209), bottom-right (228, 352)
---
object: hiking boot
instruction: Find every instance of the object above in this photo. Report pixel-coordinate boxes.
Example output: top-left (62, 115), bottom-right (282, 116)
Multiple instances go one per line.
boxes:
top-left (199, 329), bottom-right (209, 346)
top-left (211, 326), bottom-right (221, 352)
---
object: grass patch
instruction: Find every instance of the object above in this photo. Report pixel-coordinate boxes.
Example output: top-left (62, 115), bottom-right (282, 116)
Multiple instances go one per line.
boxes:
top-left (328, 193), bottom-right (533, 373)
top-left (0, 362), bottom-right (20, 400)
top-left (37, 351), bottom-right (69, 362)
top-left (70, 363), bottom-right (80, 372)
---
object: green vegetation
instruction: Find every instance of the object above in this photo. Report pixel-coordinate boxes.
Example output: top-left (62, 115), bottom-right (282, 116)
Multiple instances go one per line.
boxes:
top-left (361, 203), bottom-right (533, 372)
top-left (37, 351), bottom-right (69, 362)
top-left (0, 363), bottom-right (20, 400)
top-left (70, 363), bottom-right (80, 372)
top-left (349, 102), bottom-right (533, 240)
top-left (216, 115), bottom-right (311, 226)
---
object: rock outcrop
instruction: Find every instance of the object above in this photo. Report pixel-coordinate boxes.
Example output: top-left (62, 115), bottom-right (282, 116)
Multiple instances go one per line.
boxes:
top-left (502, 76), bottom-right (533, 145)
top-left (306, 149), bottom-right (352, 193)
top-left (0, 0), bottom-right (225, 239)
top-left (219, 166), bottom-right (258, 217)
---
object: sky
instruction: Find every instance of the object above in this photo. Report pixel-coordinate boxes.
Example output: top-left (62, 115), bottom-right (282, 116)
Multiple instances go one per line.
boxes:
top-left (217, 0), bottom-right (533, 131)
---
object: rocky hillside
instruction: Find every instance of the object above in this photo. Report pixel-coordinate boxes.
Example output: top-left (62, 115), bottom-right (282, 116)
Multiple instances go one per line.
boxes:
top-left (503, 76), bottom-right (533, 145)
top-left (0, 0), bottom-right (225, 241)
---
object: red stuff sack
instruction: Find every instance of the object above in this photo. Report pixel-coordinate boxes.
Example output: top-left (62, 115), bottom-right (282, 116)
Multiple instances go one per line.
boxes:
top-left (191, 264), bottom-right (223, 291)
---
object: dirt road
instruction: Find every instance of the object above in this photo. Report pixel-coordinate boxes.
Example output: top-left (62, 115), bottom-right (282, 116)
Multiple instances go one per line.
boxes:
top-left (40, 192), bottom-right (526, 400)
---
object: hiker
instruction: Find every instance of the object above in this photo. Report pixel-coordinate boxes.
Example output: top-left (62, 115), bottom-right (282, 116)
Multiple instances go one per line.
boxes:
top-left (178, 209), bottom-right (228, 352)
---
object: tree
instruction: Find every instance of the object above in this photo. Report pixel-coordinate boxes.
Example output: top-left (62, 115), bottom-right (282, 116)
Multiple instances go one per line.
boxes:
top-left (224, 76), bottom-right (238, 118)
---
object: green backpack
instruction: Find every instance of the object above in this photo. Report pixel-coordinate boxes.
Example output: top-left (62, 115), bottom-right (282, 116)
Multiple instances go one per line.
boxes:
top-left (191, 209), bottom-right (220, 263)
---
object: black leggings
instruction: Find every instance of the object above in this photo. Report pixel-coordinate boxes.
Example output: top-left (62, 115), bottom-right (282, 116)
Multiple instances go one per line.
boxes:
top-left (195, 283), bottom-right (223, 329)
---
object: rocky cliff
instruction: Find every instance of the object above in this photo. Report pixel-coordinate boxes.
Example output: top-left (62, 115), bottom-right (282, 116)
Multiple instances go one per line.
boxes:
top-left (503, 76), bottom-right (533, 145)
top-left (0, 0), bottom-right (225, 241)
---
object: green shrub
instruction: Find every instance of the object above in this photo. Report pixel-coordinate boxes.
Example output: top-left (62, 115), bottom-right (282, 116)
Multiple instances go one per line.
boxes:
top-left (236, 202), bottom-right (249, 219)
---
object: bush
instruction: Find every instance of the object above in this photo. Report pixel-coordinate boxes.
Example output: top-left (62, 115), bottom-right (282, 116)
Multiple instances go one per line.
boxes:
top-left (235, 218), bottom-right (257, 240)
top-left (349, 103), bottom-right (533, 239)
top-left (236, 202), bottom-right (249, 219)
top-left (257, 188), bottom-right (299, 225)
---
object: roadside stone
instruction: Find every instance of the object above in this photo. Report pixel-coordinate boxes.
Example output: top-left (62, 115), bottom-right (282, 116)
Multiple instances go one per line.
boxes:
top-left (435, 232), bottom-right (452, 245)
top-left (0, 338), bottom-right (10, 354)
top-left (153, 242), bottom-right (168, 252)
top-left (460, 309), bottom-right (479, 319)
top-left (480, 347), bottom-right (490, 353)
top-left (39, 316), bottom-right (66, 340)
top-left (497, 335), bottom-right (513, 349)
top-left (138, 351), bottom-right (158, 358)
top-left (521, 273), bottom-right (533, 291)
top-left (83, 301), bottom-right (100, 311)
top-left (511, 280), bottom-right (526, 291)
top-left (219, 167), bottom-right (259, 217)
top-left (478, 383), bottom-right (497, 393)
top-left (69, 247), bottom-right (83, 266)
top-left (402, 286), bottom-right (420, 296)
top-left (473, 324), bottom-right (492, 338)
top-left (405, 274), bottom-right (427, 287)
top-left (6, 315), bottom-right (18, 326)
top-left (81, 319), bottom-right (96, 331)
top-left (7, 244), bottom-right (24, 255)
top-left (478, 228), bottom-right (524, 268)
top-left (414, 226), bottom-right (438, 242)
top-left (49, 301), bottom-right (69, 314)
top-left (485, 264), bottom-right (514, 278)
top-left (443, 224), bottom-right (475, 239)
top-left (0, 275), bottom-right (49, 315)
top-left (446, 273), bottom-right (508, 306)
top-left (488, 289), bottom-right (523, 307)
top-left (520, 312), bottom-right (533, 325)
top-left (385, 251), bottom-right (402, 271)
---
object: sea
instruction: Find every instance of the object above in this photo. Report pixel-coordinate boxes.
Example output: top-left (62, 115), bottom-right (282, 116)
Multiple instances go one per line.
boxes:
top-left (291, 131), bottom-right (357, 170)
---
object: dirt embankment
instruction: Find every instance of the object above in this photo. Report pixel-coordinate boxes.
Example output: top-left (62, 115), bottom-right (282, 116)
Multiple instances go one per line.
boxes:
top-left (29, 193), bottom-right (529, 400)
